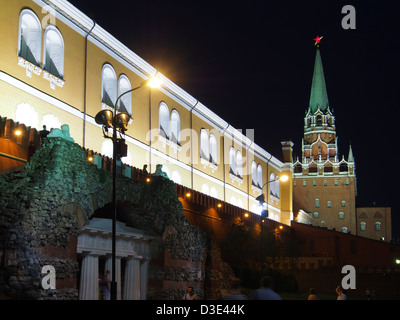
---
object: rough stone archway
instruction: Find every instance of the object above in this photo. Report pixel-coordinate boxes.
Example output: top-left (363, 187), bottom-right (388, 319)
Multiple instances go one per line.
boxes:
top-left (0, 136), bottom-right (232, 299)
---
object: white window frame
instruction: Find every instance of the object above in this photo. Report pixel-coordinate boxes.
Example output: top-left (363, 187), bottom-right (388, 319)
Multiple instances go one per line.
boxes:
top-left (43, 25), bottom-right (64, 78)
top-left (18, 9), bottom-right (42, 66)
top-left (101, 64), bottom-right (117, 108)
top-left (159, 102), bottom-right (170, 139)
top-left (170, 109), bottom-right (181, 145)
top-left (117, 74), bottom-right (132, 114)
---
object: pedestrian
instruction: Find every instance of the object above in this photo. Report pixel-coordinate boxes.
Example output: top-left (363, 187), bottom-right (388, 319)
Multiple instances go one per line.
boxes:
top-left (365, 289), bottom-right (371, 300)
top-left (99, 270), bottom-right (111, 300)
top-left (183, 286), bottom-right (198, 300)
top-left (307, 288), bottom-right (319, 300)
top-left (251, 276), bottom-right (281, 300)
top-left (336, 285), bottom-right (347, 300)
top-left (222, 278), bottom-right (248, 300)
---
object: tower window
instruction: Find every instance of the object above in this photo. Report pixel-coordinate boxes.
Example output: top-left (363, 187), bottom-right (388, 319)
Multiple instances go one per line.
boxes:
top-left (338, 212), bottom-right (345, 219)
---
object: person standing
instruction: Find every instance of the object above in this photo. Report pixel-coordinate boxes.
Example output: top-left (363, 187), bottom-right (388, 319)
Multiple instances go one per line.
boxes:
top-left (307, 288), bottom-right (320, 300)
top-left (99, 270), bottom-right (111, 300)
top-left (183, 286), bottom-right (198, 300)
top-left (252, 276), bottom-right (281, 300)
top-left (336, 285), bottom-right (347, 300)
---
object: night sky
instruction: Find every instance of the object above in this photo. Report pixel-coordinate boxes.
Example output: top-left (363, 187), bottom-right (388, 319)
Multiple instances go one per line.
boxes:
top-left (67, 0), bottom-right (400, 239)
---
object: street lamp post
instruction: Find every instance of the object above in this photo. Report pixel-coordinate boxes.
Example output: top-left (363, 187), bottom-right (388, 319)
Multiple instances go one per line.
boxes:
top-left (256, 175), bottom-right (289, 219)
top-left (95, 76), bottom-right (161, 300)
top-left (255, 175), bottom-right (288, 277)
top-left (395, 258), bottom-right (400, 300)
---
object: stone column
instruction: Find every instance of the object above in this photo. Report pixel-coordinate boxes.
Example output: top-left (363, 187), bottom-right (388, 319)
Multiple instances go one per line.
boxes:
top-left (105, 256), bottom-right (122, 300)
top-left (123, 257), bottom-right (141, 300)
top-left (140, 259), bottom-right (149, 300)
top-left (79, 254), bottom-right (99, 300)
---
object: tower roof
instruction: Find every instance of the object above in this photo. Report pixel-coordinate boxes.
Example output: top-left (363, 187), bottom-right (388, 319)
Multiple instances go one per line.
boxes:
top-left (309, 47), bottom-right (329, 114)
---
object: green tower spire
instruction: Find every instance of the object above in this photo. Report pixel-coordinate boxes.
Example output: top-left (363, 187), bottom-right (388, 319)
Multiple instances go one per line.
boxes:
top-left (309, 45), bottom-right (329, 114)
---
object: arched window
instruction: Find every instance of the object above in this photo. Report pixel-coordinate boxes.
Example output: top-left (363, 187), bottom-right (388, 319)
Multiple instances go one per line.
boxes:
top-left (257, 164), bottom-right (263, 188)
top-left (236, 151), bottom-right (243, 178)
top-left (210, 187), bottom-right (218, 198)
top-left (16, 103), bottom-right (39, 129)
top-left (251, 161), bottom-right (257, 186)
top-left (121, 149), bottom-right (132, 166)
top-left (315, 198), bottom-right (320, 208)
top-left (159, 102), bottom-right (169, 139)
top-left (314, 212), bottom-right (319, 219)
top-left (237, 198), bottom-right (243, 210)
top-left (270, 172), bottom-right (277, 197)
top-left (101, 139), bottom-right (113, 158)
top-left (274, 177), bottom-right (280, 198)
top-left (375, 222), bottom-right (381, 231)
top-left (294, 163), bottom-right (302, 173)
top-left (342, 227), bottom-right (348, 233)
top-left (42, 114), bottom-right (61, 130)
top-left (101, 64), bottom-right (117, 107)
top-left (360, 222), bottom-right (366, 231)
top-left (200, 129), bottom-right (209, 160)
top-left (229, 147), bottom-right (236, 175)
top-left (170, 110), bottom-right (180, 145)
top-left (18, 9), bottom-right (41, 66)
top-left (209, 134), bottom-right (217, 165)
top-left (316, 115), bottom-right (322, 126)
top-left (338, 212), bottom-right (345, 219)
top-left (201, 184), bottom-right (210, 195)
top-left (43, 25), bottom-right (64, 78)
top-left (118, 75), bottom-right (132, 114)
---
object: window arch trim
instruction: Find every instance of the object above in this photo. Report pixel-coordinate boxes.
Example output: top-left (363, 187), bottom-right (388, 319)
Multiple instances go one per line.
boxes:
top-left (18, 9), bottom-right (42, 66)
top-left (43, 25), bottom-right (65, 78)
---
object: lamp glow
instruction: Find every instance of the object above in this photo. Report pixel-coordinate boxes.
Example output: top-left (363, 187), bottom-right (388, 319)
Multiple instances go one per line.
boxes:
top-left (280, 175), bottom-right (289, 182)
top-left (147, 76), bottom-right (162, 88)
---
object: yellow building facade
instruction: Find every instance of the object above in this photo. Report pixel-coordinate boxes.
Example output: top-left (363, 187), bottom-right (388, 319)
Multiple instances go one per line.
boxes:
top-left (0, 0), bottom-right (293, 225)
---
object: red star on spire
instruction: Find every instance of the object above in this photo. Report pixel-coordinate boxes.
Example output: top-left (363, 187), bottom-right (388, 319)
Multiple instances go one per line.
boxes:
top-left (314, 35), bottom-right (323, 46)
